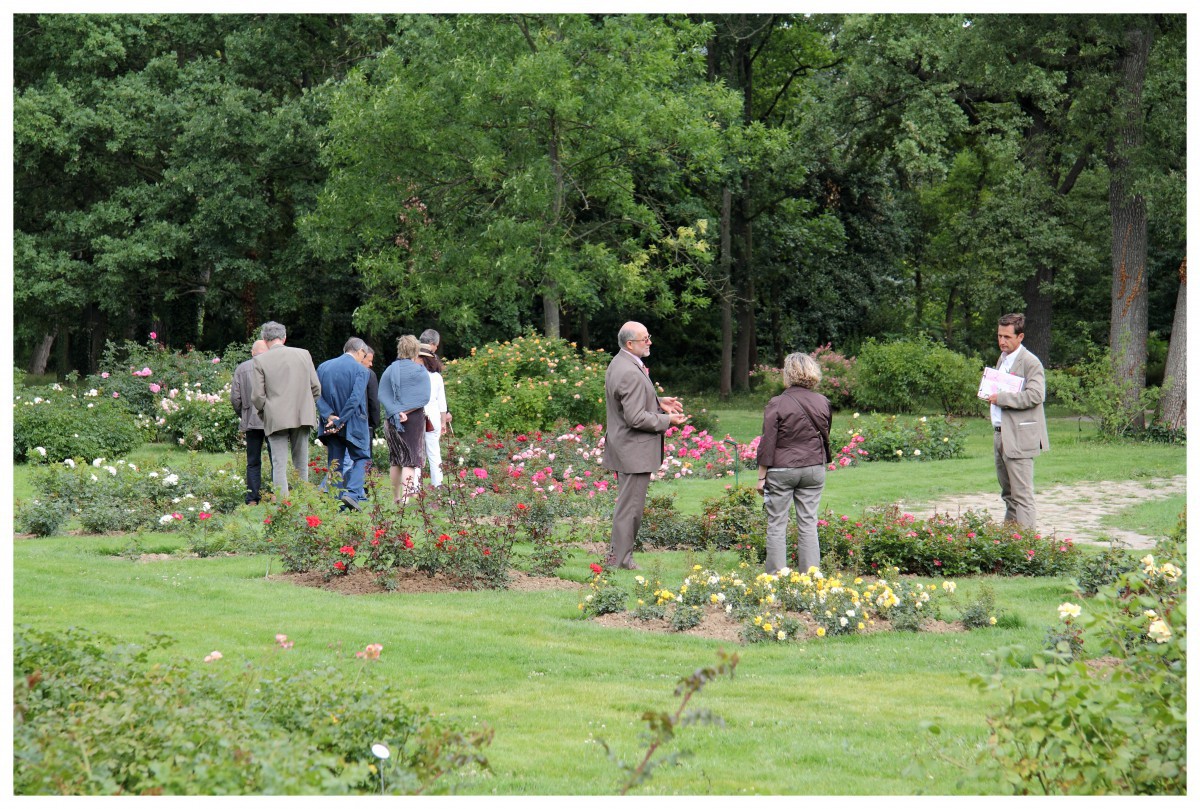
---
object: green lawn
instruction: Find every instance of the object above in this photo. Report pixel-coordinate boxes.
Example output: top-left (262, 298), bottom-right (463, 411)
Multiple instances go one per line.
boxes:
top-left (11, 416), bottom-right (1187, 795)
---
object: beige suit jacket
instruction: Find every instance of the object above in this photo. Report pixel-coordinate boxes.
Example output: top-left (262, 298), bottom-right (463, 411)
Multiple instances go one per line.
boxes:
top-left (251, 344), bottom-right (321, 435)
top-left (601, 350), bottom-right (670, 474)
top-left (995, 348), bottom-right (1050, 459)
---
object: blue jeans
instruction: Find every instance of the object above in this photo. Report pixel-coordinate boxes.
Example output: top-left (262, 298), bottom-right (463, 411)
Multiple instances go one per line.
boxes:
top-left (322, 433), bottom-right (371, 503)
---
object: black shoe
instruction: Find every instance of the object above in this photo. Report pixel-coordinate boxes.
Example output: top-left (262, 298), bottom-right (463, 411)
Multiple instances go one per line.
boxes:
top-left (340, 493), bottom-right (363, 511)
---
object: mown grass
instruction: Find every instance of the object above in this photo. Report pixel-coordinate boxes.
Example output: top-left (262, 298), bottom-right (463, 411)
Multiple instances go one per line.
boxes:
top-left (10, 411), bottom-right (1187, 795)
top-left (1101, 494), bottom-right (1187, 540)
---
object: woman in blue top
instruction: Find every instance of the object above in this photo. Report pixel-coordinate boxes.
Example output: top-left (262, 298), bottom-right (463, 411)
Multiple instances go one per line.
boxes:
top-left (378, 334), bottom-right (432, 504)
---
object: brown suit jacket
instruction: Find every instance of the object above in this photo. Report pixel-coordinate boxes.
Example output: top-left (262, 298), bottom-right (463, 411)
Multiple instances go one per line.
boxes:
top-left (251, 344), bottom-right (321, 435)
top-left (601, 350), bottom-right (670, 474)
top-left (995, 347), bottom-right (1050, 459)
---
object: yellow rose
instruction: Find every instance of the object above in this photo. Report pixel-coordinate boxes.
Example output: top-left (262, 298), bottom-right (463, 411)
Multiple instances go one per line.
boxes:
top-left (816, 627), bottom-right (826, 637)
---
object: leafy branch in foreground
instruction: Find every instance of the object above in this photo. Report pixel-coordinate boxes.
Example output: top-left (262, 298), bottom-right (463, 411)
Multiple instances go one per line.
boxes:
top-left (599, 648), bottom-right (740, 795)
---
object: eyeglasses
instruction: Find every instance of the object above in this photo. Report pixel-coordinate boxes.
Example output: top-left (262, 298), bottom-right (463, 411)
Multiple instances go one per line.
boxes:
top-left (629, 336), bottom-right (652, 344)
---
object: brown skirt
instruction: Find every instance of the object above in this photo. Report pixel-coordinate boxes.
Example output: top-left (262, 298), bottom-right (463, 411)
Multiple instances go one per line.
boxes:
top-left (384, 409), bottom-right (427, 468)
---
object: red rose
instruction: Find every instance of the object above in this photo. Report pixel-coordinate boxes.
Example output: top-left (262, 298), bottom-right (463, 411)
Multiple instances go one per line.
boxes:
top-left (404, 537), bottom-right (414, 549)
top-left (198, 512), bottom-right (212, 520)
top-left (334, 561), bottom-right (346, 571)
top-left (374, 528), bottom-right (385, 539)
top-left (371, 539), bottom-right (380, 547)
top-left (263, 517), bottom-right (272, 525)
top-left (483, 548), bottom-right (492, 556)
top-left (590, 563), bottom-right (603, 575)
top-left (306, 515), bottom-right (321, 528)
top-left (340, 545), bottom-right (355, 557)
top-left (516, 503), bottom-right (527, 511)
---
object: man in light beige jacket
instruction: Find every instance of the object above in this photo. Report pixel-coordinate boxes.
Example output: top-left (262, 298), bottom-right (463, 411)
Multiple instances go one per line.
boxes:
top-left (251, 321), bottom-right (321, 498)
top-left (987, 313), bottom-right (1050, 529)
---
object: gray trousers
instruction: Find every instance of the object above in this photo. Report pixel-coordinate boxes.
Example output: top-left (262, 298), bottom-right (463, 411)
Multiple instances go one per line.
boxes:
top-left (763, 465), bottom-right (825, 574)
top-left (267, 427), bottom-right (311, 498)
top-left (607, 471), bottom-right (651, 568)
top-left (994, 431), bottom-right (1036, 528)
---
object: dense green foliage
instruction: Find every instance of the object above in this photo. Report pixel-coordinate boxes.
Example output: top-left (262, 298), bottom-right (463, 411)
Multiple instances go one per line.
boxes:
top-left (14, 13), bottom-right (1184, 412)
top-left (444, 334), bottom-right (609, 434)
top-left (971, 518), bottom-right (1186, 794)
top-left (13, 385), bottom-right (144, 463)
top-left (13, 627), bottom-right (490, 795)
top-left (853, 337), bottom-right (985, 416)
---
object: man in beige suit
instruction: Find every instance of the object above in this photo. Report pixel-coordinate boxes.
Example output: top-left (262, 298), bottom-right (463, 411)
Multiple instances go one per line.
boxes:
top-left (251, 321), bottom-right (321, 498)
top-left (987, 313), bottom-right (1050, 529)
top-left (601, 321), bottom-right (687, 569)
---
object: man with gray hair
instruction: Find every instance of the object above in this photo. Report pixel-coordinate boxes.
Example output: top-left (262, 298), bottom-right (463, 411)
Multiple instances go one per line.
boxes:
top-left (230, 338), bottom-right (272, 505)
top-left (251, 321), bottom-right (321, 498)
top-left (316, 337), bottom-right (372, 510)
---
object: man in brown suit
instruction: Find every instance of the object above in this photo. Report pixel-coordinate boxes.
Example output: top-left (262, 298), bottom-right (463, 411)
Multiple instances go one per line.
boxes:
top-left (601, 321), bottom-right (687, 569)
top-left (251, 321), bottom-right (321, 498)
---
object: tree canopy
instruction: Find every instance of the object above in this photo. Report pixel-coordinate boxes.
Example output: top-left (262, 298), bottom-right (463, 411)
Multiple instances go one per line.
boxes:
top-left (12, 12), bottom-right (1185, 403)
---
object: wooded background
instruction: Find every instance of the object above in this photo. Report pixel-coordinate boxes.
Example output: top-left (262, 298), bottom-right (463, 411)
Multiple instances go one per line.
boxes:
top-left (12, 13), bottom-right (1185, 411)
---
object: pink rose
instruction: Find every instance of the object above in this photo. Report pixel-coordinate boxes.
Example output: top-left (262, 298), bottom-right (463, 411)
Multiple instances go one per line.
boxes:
top-left (149, 331), bottom-right (157, 340)
top-left (101, 372), bottom-right (109, 379)
top-left (149, 383), bottom-right (161, 393)
top-left (211, 357), bottom-right (220, 364)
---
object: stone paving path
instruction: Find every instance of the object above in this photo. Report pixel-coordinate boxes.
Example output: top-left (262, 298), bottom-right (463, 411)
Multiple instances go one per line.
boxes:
top-left (896, 475), bottom-right (1187, 550)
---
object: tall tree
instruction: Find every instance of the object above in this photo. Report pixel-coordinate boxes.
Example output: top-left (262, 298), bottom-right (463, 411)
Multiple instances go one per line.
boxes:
top-left (308, 14), bottom-right (736, 348)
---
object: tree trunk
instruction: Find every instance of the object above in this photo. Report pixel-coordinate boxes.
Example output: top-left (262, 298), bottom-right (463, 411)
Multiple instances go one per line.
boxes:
top-left (719, 186), bottom-right (733, 399)
top-left (1022, 263), bottom-right (1055, 363)
top-left (1107, 25), bottom-right (1152, 430)
top-left (544, 110), bottom-right (564, 339)
top-left (542, 285), bottom-right (561, 340)
top-left (27, 331), bottom-right (55, 375)
top-left (1157, 259), bottom-right (1186, 428)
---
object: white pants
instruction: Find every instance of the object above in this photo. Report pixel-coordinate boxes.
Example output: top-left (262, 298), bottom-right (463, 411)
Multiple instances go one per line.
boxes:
top-left (425, 429), bottom-right (443, 486)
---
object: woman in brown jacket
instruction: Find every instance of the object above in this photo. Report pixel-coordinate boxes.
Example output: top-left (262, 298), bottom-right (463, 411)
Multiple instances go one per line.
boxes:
top-left (755, 352), bottom-right (832, 575)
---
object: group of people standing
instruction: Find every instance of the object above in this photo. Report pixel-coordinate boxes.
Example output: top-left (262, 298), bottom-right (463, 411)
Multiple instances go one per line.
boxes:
top-left (229, 322), bottom-right (450, 510)
top-left (601, 314), bottom-right (1048, 575)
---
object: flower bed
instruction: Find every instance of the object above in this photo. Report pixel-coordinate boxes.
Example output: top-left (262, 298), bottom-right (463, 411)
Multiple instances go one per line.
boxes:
top-left (17, 455), bottom-right (247, 536)
top-left (578, 562), bottom-right (983, 643)
top-left (816, 506), bottom-right (1080, 577)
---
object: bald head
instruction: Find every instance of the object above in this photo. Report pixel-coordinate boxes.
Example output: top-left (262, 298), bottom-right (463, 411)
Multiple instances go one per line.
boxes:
top-left (618, 321), bottom-right (652, 358)
top-left (251, 339), bottom-right (269, 357)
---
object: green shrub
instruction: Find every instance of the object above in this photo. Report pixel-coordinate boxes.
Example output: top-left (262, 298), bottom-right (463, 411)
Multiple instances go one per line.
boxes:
top-left (957, 584), bottom-right (1000, 629)
top-left (15, 497), bottom-right (71, 536)
top-left (1074, 543), bottom-right (1139, 597)
top-left (157, 384), bottom-right (243, 452)
top-left (971, 527), bottom-right (1185, 794)
top-left (854, 337), bottom-right (985, 416)
top-left (636, 492), bottom-right (702, 550)
top-left (13, 627), bottom-right (489, 795)
top-left (27, 456), bottom-right (247, 535)
top-left (445, 333), bottom-right (608, 434)
top-left (87, 337), bottom-right (242, 420)
top-left (850, 413), bottom-right (965, 462)
top-left (810, 344), bottom-right (857, 410)
top-left (697, 486), bottom-right (765, 551)
top-left (819, 506), bottom-right (1080, 577)
top-left (1048, 345), bottom-right (1168, 439)
top-left (13, 386), bottom-right (142, 463)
